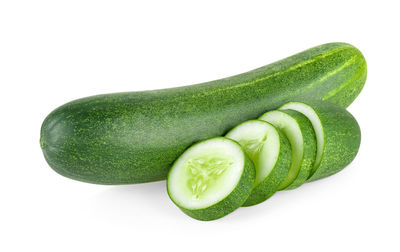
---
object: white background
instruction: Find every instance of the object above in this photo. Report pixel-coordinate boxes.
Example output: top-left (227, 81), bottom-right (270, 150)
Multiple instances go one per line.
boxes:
top-left (1, 1), bottom-right (399, 251)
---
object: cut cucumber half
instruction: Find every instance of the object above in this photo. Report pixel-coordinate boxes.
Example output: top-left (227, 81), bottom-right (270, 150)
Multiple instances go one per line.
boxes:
top-left (280, 100), bottom-right (361, 182)
top-left (226, 120), bottom-right (291, 206)
top-left (259, 110), bottom-right (316, 190)
top-left (167, 137), bottom-right (255, 221)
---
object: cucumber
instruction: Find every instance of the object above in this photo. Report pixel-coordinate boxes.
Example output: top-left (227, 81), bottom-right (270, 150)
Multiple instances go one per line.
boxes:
top-left (225, 120), bottom-right (291, 206)
top-left (259, 110), bottom-right (316, 190)
top-left (40, 42), bottom-right (366, 184)
top-left (279, 100), bottom-right (361, 181)
top-left (167, 137), bottom-right (255, 221)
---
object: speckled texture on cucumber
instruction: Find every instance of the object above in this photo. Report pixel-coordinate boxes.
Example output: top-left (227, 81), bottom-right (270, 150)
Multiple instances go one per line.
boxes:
top-left (282, 100), bottom-right (361, 182)
top-left (40, 42), bottom-right (366, 184)
top-left (242, 124), bottom-right (291, 206)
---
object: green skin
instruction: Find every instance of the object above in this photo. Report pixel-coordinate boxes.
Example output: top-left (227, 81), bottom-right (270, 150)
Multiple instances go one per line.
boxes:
top-left (167, 137), bottom-right (256, 221)
top-left (40, 42), bottom-right (367, 185)
top-left (281, 100), bottom-right (361, 182)
top-left (260, 110), bottom-right (317, 190)
top-left (232, 121), bottom-right (292, 206)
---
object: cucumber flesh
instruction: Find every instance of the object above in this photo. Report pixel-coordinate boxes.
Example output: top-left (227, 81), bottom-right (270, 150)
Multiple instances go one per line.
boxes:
top-left (259, 110), bottom-right (316, 190)
top-left (168, 138), bottom-right (243, 208)
top-left (167, 137), bottom-right (255, 220)
top-left (226, 120), bottom-right (291, 206)
top-left (227, 120), bottom-right (279, 185)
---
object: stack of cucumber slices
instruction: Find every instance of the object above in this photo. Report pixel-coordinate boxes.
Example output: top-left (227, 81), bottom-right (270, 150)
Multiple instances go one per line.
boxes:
top-left (167, 100), bottom-right (361, 221)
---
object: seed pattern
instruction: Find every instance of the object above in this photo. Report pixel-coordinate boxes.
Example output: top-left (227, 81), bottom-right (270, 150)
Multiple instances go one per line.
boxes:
top-left (239, 135), bottom-right (267, 160)
top-left (186, 157), bottom-right (233, 200)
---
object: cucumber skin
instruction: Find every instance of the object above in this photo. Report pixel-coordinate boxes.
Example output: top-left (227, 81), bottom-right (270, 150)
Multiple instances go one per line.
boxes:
top-left (281, 110), bottom-right (317, 189)
top-left (242, 125), bottom-right (292, 206)
top-left (40, 42), bottom-right (367, 185)
top-left (260, 110), bottom-right (317, 190)
top-left (167, 138), bottom-right (256, 221)
top-left (293, 101), bottom-right (361, 182)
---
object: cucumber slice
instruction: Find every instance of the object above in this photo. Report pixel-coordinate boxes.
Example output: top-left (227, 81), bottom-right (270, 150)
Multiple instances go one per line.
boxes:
top-left (226, 120), bottom-right (291, 206)
top-left (167, 137), bottom-right (255, 221)
top-left (259, 110), bottom-right (316, 190)
top-left (279, 100), bottom-right (361, 181)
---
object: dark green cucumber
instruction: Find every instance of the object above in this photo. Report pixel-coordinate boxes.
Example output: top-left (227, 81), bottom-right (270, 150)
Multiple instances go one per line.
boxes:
top-left (167, 137), bottom-right (255, 221)
top-left (40, 42), bottom-right (367, 184)
top-left (280, 100), bottom-right (361, 181)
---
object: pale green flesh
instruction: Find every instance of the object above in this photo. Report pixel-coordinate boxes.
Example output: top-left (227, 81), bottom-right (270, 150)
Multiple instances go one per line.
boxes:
top-left (259, 111), bottom-right (303, 189)
top-left (226, 120), bottom-right (280, 186)
top-left (280, 102), bottom-right (323, 174)
top-left (167, 138), bottom-right (244, 209)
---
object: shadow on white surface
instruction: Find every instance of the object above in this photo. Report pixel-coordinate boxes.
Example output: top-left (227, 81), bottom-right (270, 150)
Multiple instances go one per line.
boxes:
top-left (84, 158), bottom-right (360, 224)
top-left (86, 180), bottom-right (182, 221)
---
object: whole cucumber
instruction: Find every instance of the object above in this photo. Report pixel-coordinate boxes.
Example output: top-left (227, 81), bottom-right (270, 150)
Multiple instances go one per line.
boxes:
top-left (40, 42), bottom-right (367, 184)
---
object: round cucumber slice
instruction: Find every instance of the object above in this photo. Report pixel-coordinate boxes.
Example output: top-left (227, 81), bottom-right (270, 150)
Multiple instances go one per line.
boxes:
top-left (167, 137), bottom-right (255, 221)
top-left (259, 110), bottom-right (316, 190)
top-left (226, 120), bottom-right (291, 206)
top-left (279, 100), bottom-right (361, 182)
